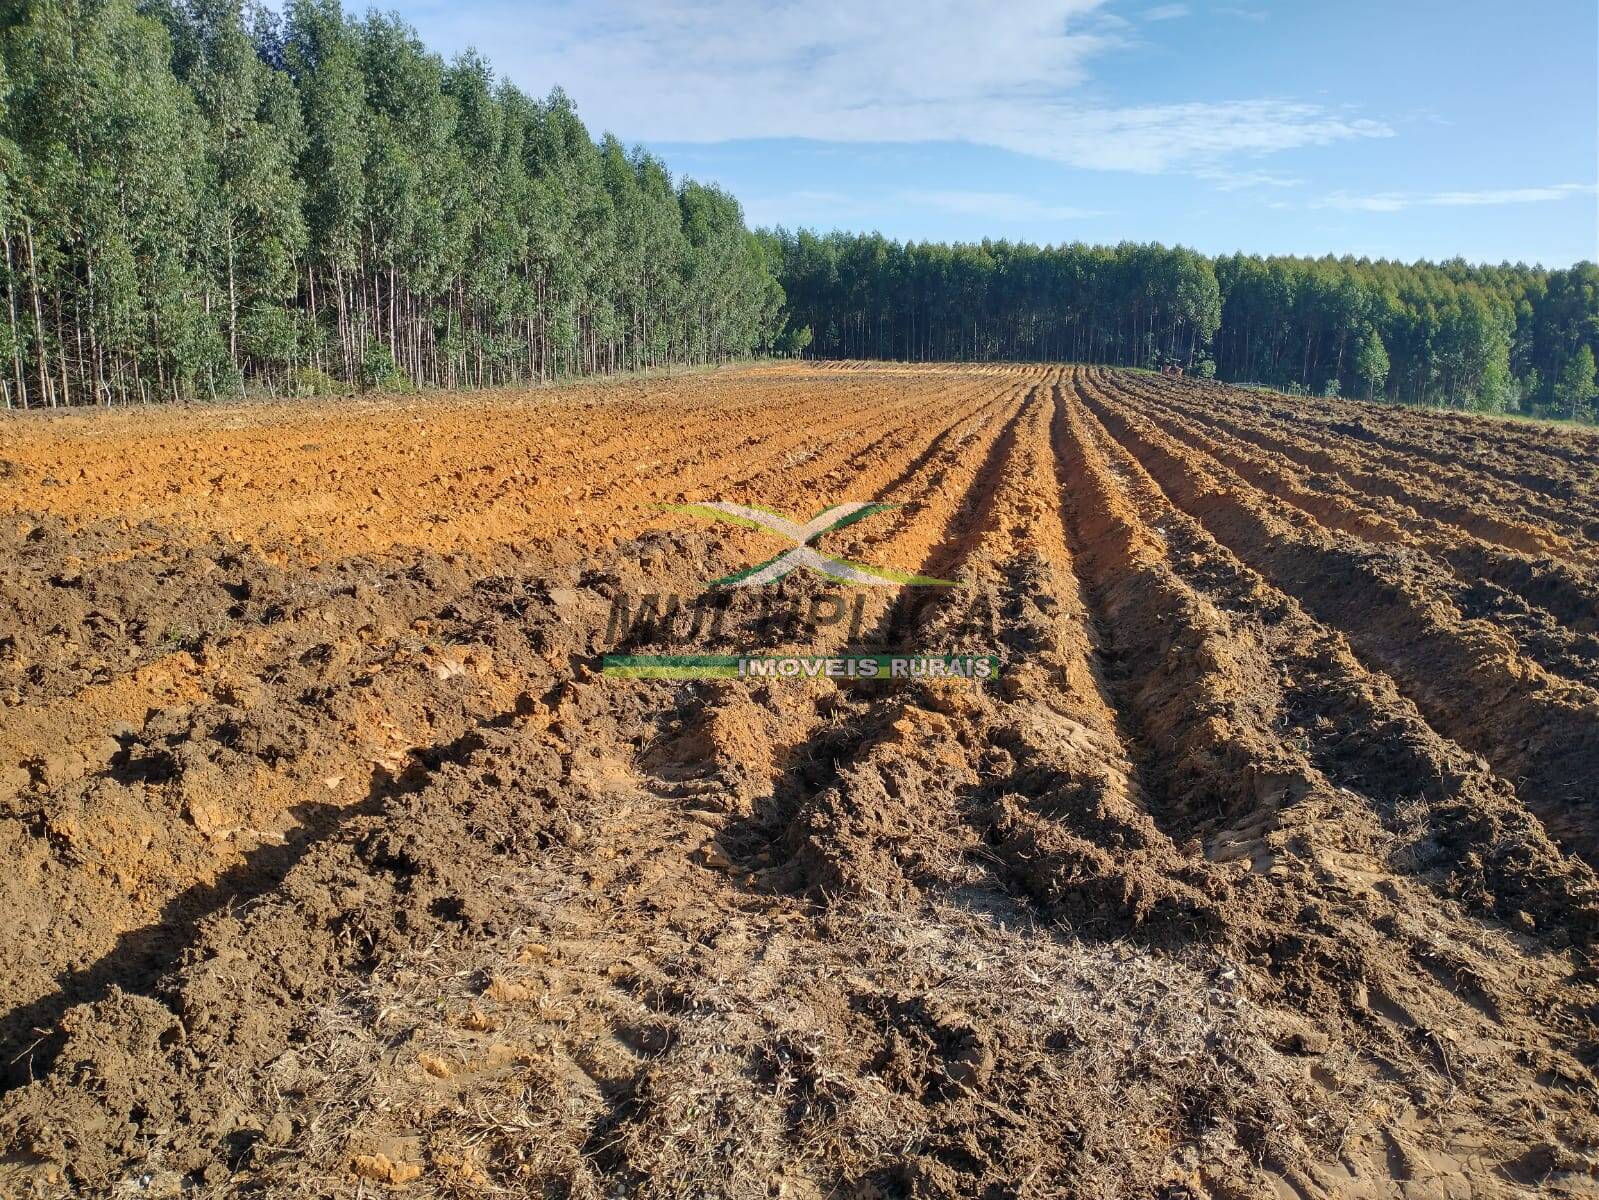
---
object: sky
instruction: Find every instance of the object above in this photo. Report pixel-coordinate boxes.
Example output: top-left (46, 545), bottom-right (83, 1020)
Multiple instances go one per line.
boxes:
top-left (377, 0), bottom-right (1597, 265)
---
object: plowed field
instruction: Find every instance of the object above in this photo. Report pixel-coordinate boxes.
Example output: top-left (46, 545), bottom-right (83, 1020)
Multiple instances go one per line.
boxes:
top-left (2, 363), bottom-right (1597, 1198)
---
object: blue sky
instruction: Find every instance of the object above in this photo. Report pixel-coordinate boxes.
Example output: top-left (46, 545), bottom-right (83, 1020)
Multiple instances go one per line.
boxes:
top-left (381, 0), bottom-right (1597, 264)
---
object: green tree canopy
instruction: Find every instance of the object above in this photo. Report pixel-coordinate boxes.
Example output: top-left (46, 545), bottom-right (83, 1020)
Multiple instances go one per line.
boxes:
top-left (0, 0), bottom-right (780, 406)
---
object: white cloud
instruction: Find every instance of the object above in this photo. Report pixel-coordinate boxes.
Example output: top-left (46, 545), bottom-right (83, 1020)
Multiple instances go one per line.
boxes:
top-left (1143, 4), bottom-right (1190, 19)
top-left (1215, 5), bottom-right (1269, 20)
top-left (1195, 167), bottom-right (1304, 190)
top-left (1312, 183), bottom-right (1598, 212)
top-left (895, 190), bottom-right (1103, 220)
top-left (431, 0), bottom-right (1390, 175)
top-left (1024, 101), bottom-right (1389, 172)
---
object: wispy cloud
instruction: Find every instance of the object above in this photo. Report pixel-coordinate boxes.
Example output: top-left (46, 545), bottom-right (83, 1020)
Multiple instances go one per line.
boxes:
top-left (439, 0), bottom-right (1389, 175)
top-left (1215, 5), bottom-right (1269, 20)
top-left (1195, 167), bottom-right (1304, 191)
top-left (1037, 101), bottom-right (1389, 172)
top-left (1142, 3), bottom-right (1189, 20)
top-left (896, 190), bottom-right (1103, 220)
top-left (1312, 183), bottom-right (1598, 212)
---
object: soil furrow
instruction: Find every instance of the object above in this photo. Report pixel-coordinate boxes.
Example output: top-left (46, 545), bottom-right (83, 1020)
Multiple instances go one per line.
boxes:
top-left (1124, 370), bottom-right (1599, 553)
top-left (1081, 374), bottom-right (1599, 866)
top-left (1122, 372), bottom-right (1599, 628)
top-left (1109, 373), bottom-right (1599, 682)
top-left (727, 385), bottom-right (1038, 899)
top-left (1057, 371), bottom-right (1599, 1190)
top-left (1249, 385), bottom-right (1599, 499)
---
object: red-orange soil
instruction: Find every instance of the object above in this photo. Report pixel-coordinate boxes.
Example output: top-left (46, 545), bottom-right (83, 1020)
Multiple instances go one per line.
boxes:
top-left (1, 363), bottom-right (1595, 1198)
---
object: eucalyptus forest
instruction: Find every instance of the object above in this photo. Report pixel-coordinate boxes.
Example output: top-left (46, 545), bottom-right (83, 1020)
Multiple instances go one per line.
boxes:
top-left (0, 0), bottom-right (1594, 422)
top-left (767, 232), bottom-right (1599, 421)
top-left (0, 0), bottom-right (786, 407)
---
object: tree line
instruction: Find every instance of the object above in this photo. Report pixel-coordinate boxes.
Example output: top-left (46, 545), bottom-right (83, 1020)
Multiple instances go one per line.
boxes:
top-left (2, 0), bottom-right (1592, 421)
top-left (0, 0), bottom-right (786, 408)
top-left (766, 230), bottom-right (1599, 422)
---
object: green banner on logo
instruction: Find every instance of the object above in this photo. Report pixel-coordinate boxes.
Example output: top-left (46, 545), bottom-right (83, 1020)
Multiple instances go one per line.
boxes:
top-left (602, 654), bottom-right (998, 680)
